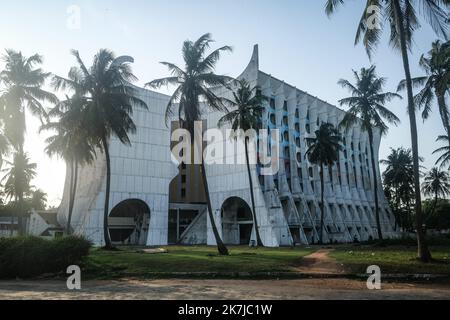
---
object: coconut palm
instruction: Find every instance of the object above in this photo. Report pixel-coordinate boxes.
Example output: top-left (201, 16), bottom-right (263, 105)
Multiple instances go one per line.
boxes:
top-left (398, 40), bottom-right (450, 148)
top-left (381, 147), bottom-right (416, 230)
top-left (325, 0), bottom-right (450, 262)
top-left (434, 135), bottom-right (450, 170)
top-left (422, 167), bottom-right (450, 219)
top-left (0, 50), bottom-right (58, 151)
top-left (29, 189), bottom-right (48, 211)
top-left (305, 123), bottom-right (342, 244)
top-left (41, 97), bottom-right (96, 234)
top-left (147, 33), bottom-right (232, 255)
top-left (1, 151), bottom-right (37, 234)
top-left (218, 79), bottom-right (266, 247)
top-left (52, 49), bottom-right (147, 248)
top-left (338, 66), bottom-right (401, 240)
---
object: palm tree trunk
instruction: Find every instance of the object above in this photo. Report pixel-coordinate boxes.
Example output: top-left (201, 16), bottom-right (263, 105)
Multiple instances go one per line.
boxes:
top-left (319, 162), bottom-right (325, 245)
top-left (18, 193), bottom-right (24, 236)
top-left (200, 161), bottom-right (229, 255)
top-left (102, 137), bottom-right (113, 249)
top-left (393, 0), bottom-right (431, 262)
top-left (437, 94), bottom-right (450, 150)
top-left (244, 137), bottom-right (264, 247)
top-left (368, 129), bottom-right (383, 240)
top-left (67, 160), bottom-right (78, 235)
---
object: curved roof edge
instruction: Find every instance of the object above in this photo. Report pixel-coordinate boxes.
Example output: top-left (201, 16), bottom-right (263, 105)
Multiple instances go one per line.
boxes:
top-left (237, 44), bottom-right (259, 84)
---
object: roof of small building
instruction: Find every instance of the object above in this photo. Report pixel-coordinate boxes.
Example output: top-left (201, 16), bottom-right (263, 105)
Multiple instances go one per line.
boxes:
top-left (36, 210), bottom-right (59, 227)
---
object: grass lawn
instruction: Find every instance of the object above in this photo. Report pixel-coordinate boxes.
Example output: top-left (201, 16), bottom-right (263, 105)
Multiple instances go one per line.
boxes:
top-left (82, 246), bottom-right (315, 279)
top-left (331, 245), bottom-right (450, 274)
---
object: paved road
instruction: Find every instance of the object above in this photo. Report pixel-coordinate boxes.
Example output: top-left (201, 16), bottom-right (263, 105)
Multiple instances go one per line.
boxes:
top-left (0, 279), bottom-right (449, 300)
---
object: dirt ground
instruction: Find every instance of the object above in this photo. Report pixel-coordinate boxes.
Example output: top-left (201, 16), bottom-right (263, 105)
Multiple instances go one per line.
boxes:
top-left (0, 278), bottom-right (449, 300)
top-left (295, 249), bottom-right (346, 274)
top-left (1, 249), bottom-right (448, 300)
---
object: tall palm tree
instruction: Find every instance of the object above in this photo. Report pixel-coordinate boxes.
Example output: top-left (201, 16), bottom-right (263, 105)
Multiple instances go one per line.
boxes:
top-left (381, 147), bottom-right (416, 231)
top-left (434, 135), bottom-right (450, 169)
top-left (398, 40), bottom-right (450, 148)
top-left (218, 79), bottom-right (266, 247)
top-left (52, 49), bottom-right (147, 248)
top-left (41, 97), bottom-right (96, 234)
top-left (422, 167), bottom-right (450, 219)
top-left (338, 66), bottom-right (401, 240)
top-left (1, 151), bottom-right (37, 234)
top-left (0, 50), bottom-right (57, 151)
top-left (305, 123), bottom-right (342, 244)
top-left (147, 33), bottom-right (232, 255)
top-left (325, 0), bottom-right (449, 262)
top-left (0, 131), bottom-right (10, 170)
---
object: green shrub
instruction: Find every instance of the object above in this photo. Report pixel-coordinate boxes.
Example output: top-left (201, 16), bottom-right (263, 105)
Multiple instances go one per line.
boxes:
top-left (361, 235), bottom-right (450, 247)
top-left (0, 236), bottom-right (91, 279)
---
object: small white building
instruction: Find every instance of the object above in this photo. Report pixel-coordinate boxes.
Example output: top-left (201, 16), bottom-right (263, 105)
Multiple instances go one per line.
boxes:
top-left (27, 209), bottom-right (64, 239)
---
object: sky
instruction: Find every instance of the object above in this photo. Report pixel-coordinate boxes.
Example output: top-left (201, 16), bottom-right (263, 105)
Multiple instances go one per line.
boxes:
top-left (0, 0), bottom-right (446, 206)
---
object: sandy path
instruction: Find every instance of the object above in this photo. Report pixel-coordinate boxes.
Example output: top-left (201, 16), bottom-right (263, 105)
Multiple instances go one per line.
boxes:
top-left (0, 279), bottom-right (449, 300)
top-left (295, 249), bottom-right (346, 274)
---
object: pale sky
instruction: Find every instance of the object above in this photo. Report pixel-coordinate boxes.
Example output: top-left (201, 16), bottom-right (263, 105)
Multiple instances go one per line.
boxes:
top-left (0, 0), bottom-right (446, 206)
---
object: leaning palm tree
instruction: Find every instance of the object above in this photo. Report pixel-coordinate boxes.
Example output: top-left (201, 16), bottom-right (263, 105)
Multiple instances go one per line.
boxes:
top-left (398, 40), bottom-right (450, 148)
top-left (305, 123), bottom-right (342, 244)
top-left (147, 33), bottom-right (232, 255)
top-left (1, 151), bottom-right (37, 234)
top-left (41, 97), bottom-right (96, 234)
top-left (0, 50), bottom-right (58, 151)
top-left (52, 49), bottom-right (147, 248)
top-left (325, 0), bottom-right (449, 262)
top-left (422, 167), bottom-right (450, 218)
top-left (218, 79), bottom-right (266, 247)
top-left (338, 66), bottom-right (401, 240)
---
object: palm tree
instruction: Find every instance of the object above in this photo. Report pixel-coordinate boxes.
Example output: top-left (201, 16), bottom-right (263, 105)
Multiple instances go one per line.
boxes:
top-left (422, 167), bottom-right (450, 219)
top-left (0, 131), bottom-right (10, 169)
top-left (305, 123), bottom-right (342, 244)
top-left (52, 49), bottom-right (147, 248)
top-left (41, 97), bottom-right (96, 234)
top-left (0, 50), bottom-right (57, 151)
top-left (147, 33), bottom-right (232, 255)
top-left (1, 151), bottom-right (37, 234)
top-left (338, 66), bottom-right (401, 240)
top-left (381, 147), bottom-right (416, 231)
top-left (325, 0), bottom-right (449, 262)
top-left (434, 135), bottom-right (450, 169)
top-left (29, 189), bottom-right (48, 211)
top-left (398, 40), bottom-right (450, 148)
top-left (218, 79), bottom-right (266, 247)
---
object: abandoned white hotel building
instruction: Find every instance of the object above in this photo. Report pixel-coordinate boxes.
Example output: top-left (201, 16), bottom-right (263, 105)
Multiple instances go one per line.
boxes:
top-left (58, 45), bottom-right (398, 247)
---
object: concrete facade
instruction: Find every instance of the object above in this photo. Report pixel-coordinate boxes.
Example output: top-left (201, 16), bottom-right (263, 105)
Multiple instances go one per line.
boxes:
top-left (58, 45), bottom-right (398, 247)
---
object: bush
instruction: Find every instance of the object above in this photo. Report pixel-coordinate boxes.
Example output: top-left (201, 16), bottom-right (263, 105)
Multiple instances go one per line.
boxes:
top-left (0, 236), bottom-right (91, 279)
top-left (360, 235), bottom-right (450, 247)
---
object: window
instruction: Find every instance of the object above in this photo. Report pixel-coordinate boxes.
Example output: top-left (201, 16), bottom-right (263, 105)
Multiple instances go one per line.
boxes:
top-left (295, 109), bottom-right (299, 118)
top-left (181, 175), bottom-right (186, 184)
top-left (306, 124), bottom-right (311, 134)
top-left (295, 123), bottom-right (300, 132)
top-left (283, 116), bottom-right (288, 126)
top-left (181, 189), bottom-right (186, 199)
top-left (270, 114), bottom-right (276, 125)
top-left (309, 167), bottom-right (314, 178)
top-left (283, 101), bottom-right (288, 111)
top-left (270, 98), bottom-right (276, 109)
